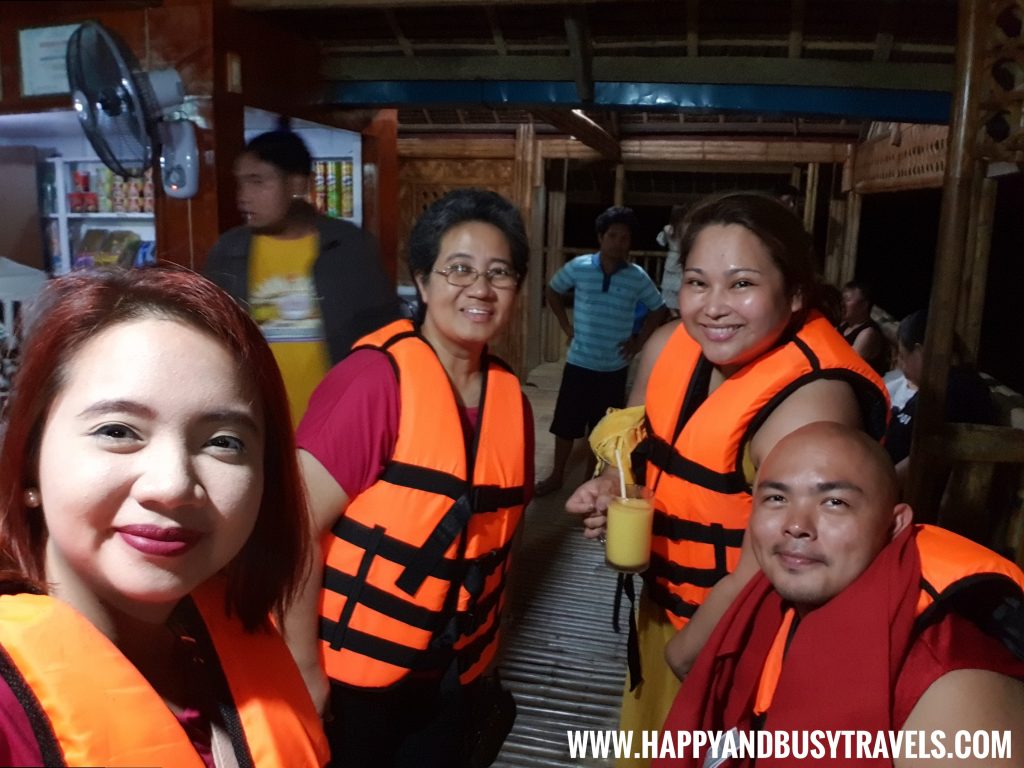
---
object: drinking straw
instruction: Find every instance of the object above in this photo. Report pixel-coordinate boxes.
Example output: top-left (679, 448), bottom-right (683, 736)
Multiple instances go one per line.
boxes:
top-left (615, 447), bottom-right (628, 498)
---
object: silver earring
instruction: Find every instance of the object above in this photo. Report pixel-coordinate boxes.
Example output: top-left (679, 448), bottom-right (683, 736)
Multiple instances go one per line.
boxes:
top-left (23, 488), bottom-right (41, 508)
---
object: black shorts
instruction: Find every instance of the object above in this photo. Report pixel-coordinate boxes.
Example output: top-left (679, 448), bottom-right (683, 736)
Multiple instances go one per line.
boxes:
top-left (549, 362), bottom-right (628, 440)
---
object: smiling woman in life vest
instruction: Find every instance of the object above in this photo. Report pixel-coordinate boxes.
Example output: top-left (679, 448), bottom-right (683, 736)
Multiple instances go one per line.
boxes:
top-left (565, 192), bottom-right (891, 767)
top-left (286, 188), bottom-right (533, 768)
top-left (0, 267), bottom-right (328, 768)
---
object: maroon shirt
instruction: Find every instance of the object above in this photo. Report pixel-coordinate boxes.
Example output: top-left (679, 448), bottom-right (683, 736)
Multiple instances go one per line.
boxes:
top-left (297, 348), bottom-right (534, 501)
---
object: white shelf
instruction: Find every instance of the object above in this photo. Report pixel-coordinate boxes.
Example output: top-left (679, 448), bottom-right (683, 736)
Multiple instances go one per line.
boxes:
top-left (67, 213), bottom-right (153, 220)
top-left (41, 157), bottom-right (157, 274)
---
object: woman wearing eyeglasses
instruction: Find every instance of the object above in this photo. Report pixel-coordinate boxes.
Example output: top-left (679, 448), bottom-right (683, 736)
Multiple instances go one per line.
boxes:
top-left (284, 188), bottom-right (533, 768)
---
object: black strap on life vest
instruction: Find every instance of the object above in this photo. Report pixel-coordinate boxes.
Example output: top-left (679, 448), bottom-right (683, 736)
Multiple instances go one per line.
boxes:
top-left (652, 513), bottom-right (745, 548)
top-left (0, 645), bottom-right (66, 767)
top-left (645, 551), bottom-right (730, 590)
top-left (328, 525), bottom-right (387, 651)
top-left (320, 525), bottom-right (514, 666)
top-left (176, 598), bottom-right (257, 768)
top-left (319, 578), bottom-right (506, 682)
top-left (377, 462), bottom-right (524, 597)
top-left (645, 433), bottom-right (750, 495)
top-left (642, 577), bottom-right (700, 621)
top-left (917, 573), bottom-right (1024, 662)
top-left (327, 518), bottom-right (515, 601)
top-left (611, 573), bottom-right (644, 691)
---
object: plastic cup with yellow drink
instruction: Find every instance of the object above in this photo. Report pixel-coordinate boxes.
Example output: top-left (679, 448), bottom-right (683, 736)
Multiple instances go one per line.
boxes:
top-left (586, 406), bottom-right (655, 573)
top-left (605, 484), bottom-right (654, 573)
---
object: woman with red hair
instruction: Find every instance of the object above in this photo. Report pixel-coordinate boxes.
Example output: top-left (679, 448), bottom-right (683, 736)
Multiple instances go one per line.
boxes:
top-left (0, 267), bottom-right (327, 767)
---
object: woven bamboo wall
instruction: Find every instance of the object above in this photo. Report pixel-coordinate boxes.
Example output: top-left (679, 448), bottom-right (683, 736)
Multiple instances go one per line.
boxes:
top-left (849, 123), bottom-right (949, 193)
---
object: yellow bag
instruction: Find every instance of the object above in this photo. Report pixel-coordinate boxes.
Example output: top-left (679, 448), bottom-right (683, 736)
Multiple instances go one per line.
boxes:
top-left (587, 405), bottom-right (647, 484)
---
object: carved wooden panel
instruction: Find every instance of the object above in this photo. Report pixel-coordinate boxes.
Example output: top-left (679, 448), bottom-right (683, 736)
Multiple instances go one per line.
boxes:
top-left (976, 1), bottom-right (1024, 162)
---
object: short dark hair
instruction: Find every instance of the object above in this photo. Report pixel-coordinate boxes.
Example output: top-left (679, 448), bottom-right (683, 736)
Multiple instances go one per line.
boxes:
top-left (843, 280), bottom-right (875, 307)
top-left (595, 206), bottom-right (638, 237)
top-left (898, 309), bottom-right (928, 349)
top-left (678, 192), bottom-right (819, 327)
top-left (0, 267), bottom-right (307, 630)
top-left (408, 188), bottom-right (529, 282)
top-left (242, 130), bottom-right (312, 177)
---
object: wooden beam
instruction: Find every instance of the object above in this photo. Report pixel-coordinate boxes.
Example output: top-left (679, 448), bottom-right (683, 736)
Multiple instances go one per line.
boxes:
top-left (788, 0), bottom-right (805, 59)
top-left (803, 161), bottom-right (818, 234)
top-left (686, 0), bottom-right (700, 57)
top-left (484, 6), bottom-right (507, 56)
top-left (383, 8), bottom-right (413, 57)
top-left (564, 7), bottom-right (593, 103)
top-left (838, 190), bottom-right (861, 285)
top-left (237, 0), bottom-right (628, 6)
top-left (398, 137), bottom-right (517, 158)
top-left (538, 137), bottom-right (851, 164)
top-left (905, 0), bottom-right (984, 523)
top-left (873, 0), bottom-right (896, 62)
top-left (924, 424), bottom-right (1024, 465)
top-left (323, 55), bottom-right (954, 92)
top-left (957, 174), bottom-right (996, 365)
top-left (533, 108), bottom-right (621, 162)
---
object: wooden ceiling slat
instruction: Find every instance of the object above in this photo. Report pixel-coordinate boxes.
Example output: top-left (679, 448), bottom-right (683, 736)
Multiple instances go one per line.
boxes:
top-left (532, 108), bottom-right (620, 161)
top-left (686, 0), bottom-right (700, 57)
top-left (788, 0), bottom-right (806, 58)
top-left (383, 8), bottom-right (414, 56)
top-left (564, 8), bottom-right (594, 103)
top-left (484, 6), bottom-right (507, 55)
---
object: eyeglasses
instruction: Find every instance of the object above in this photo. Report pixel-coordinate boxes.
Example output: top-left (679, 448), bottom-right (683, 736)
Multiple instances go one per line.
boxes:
top-left (433, 263), bottom-right (520, 289)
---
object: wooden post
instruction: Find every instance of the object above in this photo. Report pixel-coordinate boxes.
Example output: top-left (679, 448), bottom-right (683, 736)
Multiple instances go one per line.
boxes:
top-left (957, 173), bottom-right (996, 365)
top-left (613, 163), bottom-right (625, 207)
top-left (526, 182), bottom-right (547, 375)
top-left (360, 109), bottom-right (399, 285)
top-left (823, 195), bottom-right (847, 286)
top-left (803, 162), bottom-right (819, 235)
top-left (839, 191), bottom-right (861, 285)
top-left (543, 189), bottom-right (567, 362)
top-left (905, 0), bottom-right (984, 522)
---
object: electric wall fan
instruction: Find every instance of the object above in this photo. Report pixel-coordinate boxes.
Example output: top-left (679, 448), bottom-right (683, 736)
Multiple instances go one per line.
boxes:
top-left (66, 21), bottom-right (199, 199)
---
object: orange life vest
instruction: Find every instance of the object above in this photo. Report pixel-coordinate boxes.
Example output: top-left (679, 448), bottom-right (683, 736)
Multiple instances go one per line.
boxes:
top-left (754, 524), bottom-right (1024, 715)
top-left (0, 579), bottom-right (328, 767)
top-left (643, 313), bottom-right (889, 628)
top-left (319, 320), bottom-right (527, 689)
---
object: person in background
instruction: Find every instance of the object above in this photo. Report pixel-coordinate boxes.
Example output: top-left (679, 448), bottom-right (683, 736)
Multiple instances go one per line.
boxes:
top-left (285, 189), bottom-right (533, 768)
top-left (565, 193), bottom-right (889, 768)
top-left (536, 206), bottom-right (668, 497)
top-left (773, 182), bottom-right (802, 214)
top-left (205, 129), bottom-right (399, 424)
top-left (838, 279), bottom-right (890, 375)
top-left (886, 309), bottom-right (996, 481)
top-left (0, 267), bottom-right (327, 767)
top-left (656, 205), bottom-right (687, 318)
top-left (658, 423), bottom-right (1024, 768)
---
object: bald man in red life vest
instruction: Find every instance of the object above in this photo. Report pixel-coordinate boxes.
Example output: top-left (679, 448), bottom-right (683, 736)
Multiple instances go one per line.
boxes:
top-left (657, 422), bottom-right (1024, 768)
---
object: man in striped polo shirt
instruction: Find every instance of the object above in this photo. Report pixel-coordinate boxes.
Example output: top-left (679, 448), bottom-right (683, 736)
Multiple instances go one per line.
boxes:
top-left (536, 206), bottom-right (667, 496)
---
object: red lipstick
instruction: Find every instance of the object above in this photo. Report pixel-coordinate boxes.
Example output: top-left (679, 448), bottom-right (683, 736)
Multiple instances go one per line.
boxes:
top-left (117, 525), bottom-right (201, 557)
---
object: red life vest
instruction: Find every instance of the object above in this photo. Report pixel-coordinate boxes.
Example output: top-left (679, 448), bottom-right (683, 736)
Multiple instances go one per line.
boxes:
top-left (754, 524), bottom-right (1024, 716)
top-left (319, 320), bottom-right (527, 688)
top-left (643, 313), bottom-right (889, 628)
top-left (657, 525), bottom-right (1024, 768)
top-left (0, 579), bottom-right (328, 767)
